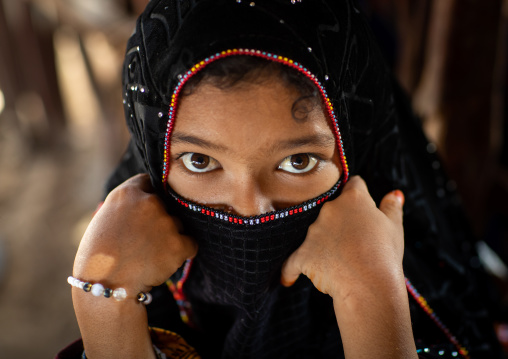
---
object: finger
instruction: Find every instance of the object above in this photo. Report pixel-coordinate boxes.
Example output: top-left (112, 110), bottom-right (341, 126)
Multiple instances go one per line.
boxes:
top-left (379, 190), bottom-right (404, 225)
top-left (341, 175), bottom-right (369, 194)
top-left (280, 251), bottom-right (302, 287)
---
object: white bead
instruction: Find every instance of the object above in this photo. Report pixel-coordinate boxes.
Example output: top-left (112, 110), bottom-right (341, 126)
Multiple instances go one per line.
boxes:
top-left (67, 276), bottom-right (73, 285)
top-left (113, 288), bottom-right (127, 301)
top-left (73, 278), bottom-right (81, 287)
top-left (91, 283), bottom-right (105, 297)
top-left (144, 293), bottom-right (153, 305)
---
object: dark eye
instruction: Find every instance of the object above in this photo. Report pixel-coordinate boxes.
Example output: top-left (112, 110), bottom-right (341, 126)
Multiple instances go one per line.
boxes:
top-left (278, 154), bottom-right (318, 173)
top-left (181, 153), bottom-right (221, 173)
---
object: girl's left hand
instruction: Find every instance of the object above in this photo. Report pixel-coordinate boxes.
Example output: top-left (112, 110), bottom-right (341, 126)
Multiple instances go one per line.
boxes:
top-left (280, 175), bottom-right (417, 359)
top-left (280, 175), bottom-right (405, 298)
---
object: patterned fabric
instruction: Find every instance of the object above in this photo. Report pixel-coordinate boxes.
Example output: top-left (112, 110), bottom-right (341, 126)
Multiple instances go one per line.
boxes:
top-left (55, 328), bottom-right (200, 359)
top-left (150, 328), bottom-right (201, 359)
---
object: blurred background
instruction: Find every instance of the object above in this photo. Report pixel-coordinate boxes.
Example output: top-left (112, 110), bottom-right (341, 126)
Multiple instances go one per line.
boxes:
top-left (0, 0), bottom-right (507, 357)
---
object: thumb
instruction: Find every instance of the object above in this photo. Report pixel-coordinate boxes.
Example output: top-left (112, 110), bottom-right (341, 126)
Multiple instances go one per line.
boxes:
top-left (280, 251), bottom-right (302, 287)
top-left (379, 190), bottom-right (404, 225)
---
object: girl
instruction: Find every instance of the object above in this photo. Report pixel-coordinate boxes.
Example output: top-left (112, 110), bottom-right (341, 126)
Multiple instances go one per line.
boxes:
top-left (59, 0), bottom-right (504, 358)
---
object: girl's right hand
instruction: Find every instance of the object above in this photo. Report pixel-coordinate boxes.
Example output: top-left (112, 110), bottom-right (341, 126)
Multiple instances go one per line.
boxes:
top-left (73, 173), bottom-right (198, 294)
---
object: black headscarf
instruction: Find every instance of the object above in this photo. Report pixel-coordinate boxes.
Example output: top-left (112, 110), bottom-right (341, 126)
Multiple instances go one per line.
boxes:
top-left (107, 0), bottom-right (505, 358)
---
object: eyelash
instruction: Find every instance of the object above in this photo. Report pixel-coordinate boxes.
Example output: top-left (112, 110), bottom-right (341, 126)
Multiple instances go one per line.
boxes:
top-left (173, 152), bottom-right (326, 176)
top-left (278, 153), bottom-right (325, 176)
top-left (172, 152), bottom-right (218, 177)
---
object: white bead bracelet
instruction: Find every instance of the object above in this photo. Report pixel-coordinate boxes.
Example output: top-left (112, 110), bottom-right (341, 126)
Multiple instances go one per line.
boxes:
top-left (67, 276), bottom-right (152, 305)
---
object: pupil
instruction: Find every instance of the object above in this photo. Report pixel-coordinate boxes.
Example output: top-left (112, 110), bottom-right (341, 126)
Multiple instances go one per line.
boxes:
top-left (191, 153), bottom-right (209, 169)
top-left (291, 154), bottom-right (309, 170)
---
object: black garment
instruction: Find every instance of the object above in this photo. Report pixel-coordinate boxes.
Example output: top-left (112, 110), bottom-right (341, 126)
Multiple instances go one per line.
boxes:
top-left (107, 0), bottom-right (505, 358)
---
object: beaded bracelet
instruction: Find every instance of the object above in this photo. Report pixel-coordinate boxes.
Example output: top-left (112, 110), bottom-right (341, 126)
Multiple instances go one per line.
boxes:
top-left (67, 276), bottom-right (152, 305)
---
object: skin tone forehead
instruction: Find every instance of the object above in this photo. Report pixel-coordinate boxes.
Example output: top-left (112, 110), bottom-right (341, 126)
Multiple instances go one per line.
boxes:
top-left (172, 80), bottom-right (336, 161)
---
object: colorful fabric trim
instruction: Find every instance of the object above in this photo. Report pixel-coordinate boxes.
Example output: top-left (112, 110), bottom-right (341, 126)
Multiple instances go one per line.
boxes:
top-left (405, 278), bottom-right (470, 359)
top-left (167, 259), bottom-right (195, 327)
top-left (167, 180), bottom-right (340, 225)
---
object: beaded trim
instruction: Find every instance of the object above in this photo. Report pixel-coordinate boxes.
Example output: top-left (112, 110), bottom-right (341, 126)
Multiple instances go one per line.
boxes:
top-left (161, 48), bottom-right (349, 187)
top-left (167, 259), bottom-right (195, 327)
top-left (405, 278), bottom-right (469, 359)
top-left (168, 180), bottom-right (340, 225)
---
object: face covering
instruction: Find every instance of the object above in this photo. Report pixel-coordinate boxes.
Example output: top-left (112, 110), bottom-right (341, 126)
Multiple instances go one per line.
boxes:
top-left (163, 183), bottom-right (342, 358)
top-left (107, 0), bottom-right (506, 357)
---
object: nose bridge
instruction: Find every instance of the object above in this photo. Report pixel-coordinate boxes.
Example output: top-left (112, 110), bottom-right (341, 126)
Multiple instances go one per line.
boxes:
top-left (229, 173), bottom-right (274, 217)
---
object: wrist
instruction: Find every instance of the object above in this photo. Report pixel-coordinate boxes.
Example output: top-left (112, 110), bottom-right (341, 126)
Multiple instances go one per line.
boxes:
top-left (72, 285), bottom-right (156, 359)
top-left (331, 268), bottom-right (417, 359)
top-left (329, 262), bottom-right (405, 303)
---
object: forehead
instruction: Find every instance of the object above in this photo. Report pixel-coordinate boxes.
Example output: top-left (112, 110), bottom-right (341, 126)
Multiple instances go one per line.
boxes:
top-left (174, 79), bottom-right (330, 140)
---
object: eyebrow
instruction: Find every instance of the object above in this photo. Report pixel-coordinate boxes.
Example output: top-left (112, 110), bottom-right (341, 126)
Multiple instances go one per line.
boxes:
top-left (170, 132), bottom-right (336, 153)
top-left (171, 133), bottom-right (229, 152)
top-left (272, 133), bottom-right (337, 152)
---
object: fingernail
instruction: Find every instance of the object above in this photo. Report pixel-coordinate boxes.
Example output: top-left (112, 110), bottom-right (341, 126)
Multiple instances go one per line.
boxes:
top-left (392, 190), bottom-right (405, 206)
top-left (280, 277), bottom-right (296, 287)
